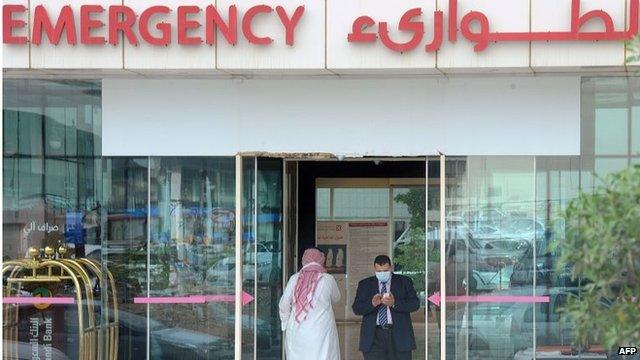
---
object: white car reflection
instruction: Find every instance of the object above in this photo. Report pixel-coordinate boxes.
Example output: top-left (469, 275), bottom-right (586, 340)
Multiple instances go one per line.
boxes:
top-left (444, 286), bottom-right (582, 360)
top-left (206, 242), bottom-right (281, 286)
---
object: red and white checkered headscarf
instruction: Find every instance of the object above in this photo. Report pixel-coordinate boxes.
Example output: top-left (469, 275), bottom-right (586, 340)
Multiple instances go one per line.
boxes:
top-left (293, 248), bottom-right (326, 323)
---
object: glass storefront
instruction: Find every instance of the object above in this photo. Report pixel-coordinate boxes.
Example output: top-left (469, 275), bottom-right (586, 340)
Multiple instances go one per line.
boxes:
top-left (443, 157), bottom-right (536, 359)
top-left (147, 157), bottom-right (237, 358)
top-left (2, 77), bottom-right (638, 359)
top-left (3, 79), bottom-right (105, 360)
top-left (101, 157), bottom-right (149, 359)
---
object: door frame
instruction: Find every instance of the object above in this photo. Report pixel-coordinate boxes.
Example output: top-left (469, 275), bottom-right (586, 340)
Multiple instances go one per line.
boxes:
top-left (235, 155), bottom-right (446, 360)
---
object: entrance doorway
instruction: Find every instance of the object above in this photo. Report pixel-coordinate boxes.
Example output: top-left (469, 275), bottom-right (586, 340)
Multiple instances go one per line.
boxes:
top-left (281, 158), bottom-right (436, 360)
top-left (241, 155), bottom-right (567, 360)
top-left (314, 177), bottom-right (428, 359)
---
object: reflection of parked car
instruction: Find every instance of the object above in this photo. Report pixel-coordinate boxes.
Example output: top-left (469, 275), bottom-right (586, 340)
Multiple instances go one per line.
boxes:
top-left (206, 256), bottom-right (237, 285)
top-left (500, 218), bottom-right (546, 243)
top-left (85, 246), bottom-right (157, 301)
top-left (445, 286), bottom-right (580, 360)
top-left (101, 301), bottom-right (237, 359)
top-left (115, 301), bottom-right (236, 359)
top-left (427, 221), bottom-right (530, 294)
top-left (510, 242), bottom-right (576, 288)
top-left (513, 348), bottom-right (607, 359)
top-left (216, 312), bottom-right (278, 355)
top-left (447, 208), bottom-right (508, 227)
top-left (510, 289), bottom-right (577, 354)
top-left (151, 327), bottom-right (234, 359)
top-left (206, 242), bottom-right (281, 285)
top-left (427, 218), bottom-right (529, 252)
top-left (469, 223), bottom-right (501, 240)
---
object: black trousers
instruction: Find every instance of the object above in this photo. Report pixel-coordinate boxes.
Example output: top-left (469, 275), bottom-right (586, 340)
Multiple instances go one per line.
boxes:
top-left (363, 327), bottom-right (412, 360)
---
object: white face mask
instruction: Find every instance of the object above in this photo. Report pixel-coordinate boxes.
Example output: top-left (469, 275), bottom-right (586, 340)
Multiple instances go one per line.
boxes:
top-left (375, 271), bottom-right (391, 283)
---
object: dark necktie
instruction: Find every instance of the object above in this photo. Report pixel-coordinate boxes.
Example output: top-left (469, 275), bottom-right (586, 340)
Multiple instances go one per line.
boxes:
top-left (378, 282), bottom-right (388, 325)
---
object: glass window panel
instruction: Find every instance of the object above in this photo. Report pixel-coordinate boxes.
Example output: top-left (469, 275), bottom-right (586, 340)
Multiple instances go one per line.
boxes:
top-left (44, 107), bottom-right (67, 156)
top-left (445, 157), bottom-right (535, 360)
top-left (149, 157), bottom-right (236, 359)
top-left (3, 108), bottom-right (19, 156)
top-left (78, 157), bottom-right (98, 209)
top-left (594, 158), bottom-right (629, 177)
top-left (632, 106), bottom-right (640, 155)
top-left (242, 157), bottom-right (257, 359)
top-left (44, 159), bottom-right (73, 208)
top-left (255, 158), bottom-right (283, 359)
top-left (534, 157), bottom-right (582, 358)
top-left (241, 157), bottom-right (285, 360)
top-left (333, 188), bottom-right (389, 219)
top-left (2, 80), bottom-right (103, 359)
top-left (18, 107), bottom-right (43, 156)
top-left (426, 159), bottom-right (442, 360)
top-left (92, 107), bottom-right (102, 156)
top-left (595, 108), bottom-right (628, 155)
top-left (18, 158), bottom-right (43, 200)
top-left (68, 160), bottom-right (80, 210)
top-left (316, 187), bottom-right (331, 220)
top-left (3, 158), bottom-right (17, 209)
top-left (102, 157), bottom-right (149, 359)
top-left (392, 188), bottom-right (413, 220)
top-left (65, 108), bottom-right (78, 156)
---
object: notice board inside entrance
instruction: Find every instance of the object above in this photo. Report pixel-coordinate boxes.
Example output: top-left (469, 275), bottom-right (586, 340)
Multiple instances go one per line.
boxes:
top-left (317, 221), bottom-right (390, 321)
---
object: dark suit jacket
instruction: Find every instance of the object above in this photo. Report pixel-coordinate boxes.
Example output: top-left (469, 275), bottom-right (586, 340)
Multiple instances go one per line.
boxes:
top-left (351, 273), bottom-right (420, 352)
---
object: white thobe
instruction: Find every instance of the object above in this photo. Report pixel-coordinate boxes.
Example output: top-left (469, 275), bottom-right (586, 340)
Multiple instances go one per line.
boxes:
top-left (279, 272), bottom-right (341, 360)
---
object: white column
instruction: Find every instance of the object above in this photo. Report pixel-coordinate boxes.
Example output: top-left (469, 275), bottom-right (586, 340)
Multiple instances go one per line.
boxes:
top-left (235, 155), bottom-right (243, 360)
top-left (439, 154), bottom-right (446, 360)
top-left (425, 157), bottom-right (429, 360)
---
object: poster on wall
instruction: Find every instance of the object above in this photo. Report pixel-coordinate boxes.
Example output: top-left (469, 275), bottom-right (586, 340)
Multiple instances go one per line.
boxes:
top-left (317, 244), bottom-right (347, 274)
top-left (346, 222), bottom-right (389, 320)
top-left (317, 221), bottom-right (390, 321)
top-left (317, 221), bottom-right (347, 245)
top-left (348, 222), bottom-right (389, 279)
top-left (316, 221), bottom-right (348, 274)
top-left (317, 221), bottom-right (349, 321)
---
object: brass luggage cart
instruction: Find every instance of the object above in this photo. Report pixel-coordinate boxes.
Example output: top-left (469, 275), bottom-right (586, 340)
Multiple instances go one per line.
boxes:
top-left (3, 245), bottom-right (119, 360)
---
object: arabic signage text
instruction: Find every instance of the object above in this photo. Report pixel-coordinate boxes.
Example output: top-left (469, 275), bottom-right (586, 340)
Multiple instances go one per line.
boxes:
top-left (3, 0), bottom-right (639, 52)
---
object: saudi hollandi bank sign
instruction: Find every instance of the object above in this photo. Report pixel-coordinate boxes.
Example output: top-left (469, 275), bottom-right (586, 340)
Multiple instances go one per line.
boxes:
top-left (3, 0), bottom-right (639, 54)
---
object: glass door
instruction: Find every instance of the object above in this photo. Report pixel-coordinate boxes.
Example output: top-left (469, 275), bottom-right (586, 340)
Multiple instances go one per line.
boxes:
top-left (441, 156), bottom-right (536, 359)
top-left (241, 155), bottom-right (580, 360)
top-left (241, 157), bottom-right (285, 360)
top-left (437, 156), bottom-right (581, 360)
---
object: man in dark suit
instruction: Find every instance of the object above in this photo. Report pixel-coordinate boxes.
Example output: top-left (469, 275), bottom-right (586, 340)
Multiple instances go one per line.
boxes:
top-left (352, 255), bottom-right (420, 360)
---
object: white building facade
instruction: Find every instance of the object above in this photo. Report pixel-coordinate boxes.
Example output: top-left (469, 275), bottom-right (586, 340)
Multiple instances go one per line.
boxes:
top-left (3, 0), bottom-right (639, 359)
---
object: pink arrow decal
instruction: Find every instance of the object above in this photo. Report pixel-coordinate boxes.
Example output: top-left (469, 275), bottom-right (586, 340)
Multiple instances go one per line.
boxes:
top-left (243, 292), bottom-right (255, 305)
top-left (428, 293), bottom-right (441, 306)
top-left (205, 292), bottom-right (254, 306)
top-left (427, 291), bottom-right (549, 307)
top-left (204, 294), bottom-right (234, 303)
top-left (3, 296), bottom-right (75, 304)
top-left (134, 295), bottom-right (206, 304)
top-left (134, 292), bottom-right (254, 305)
